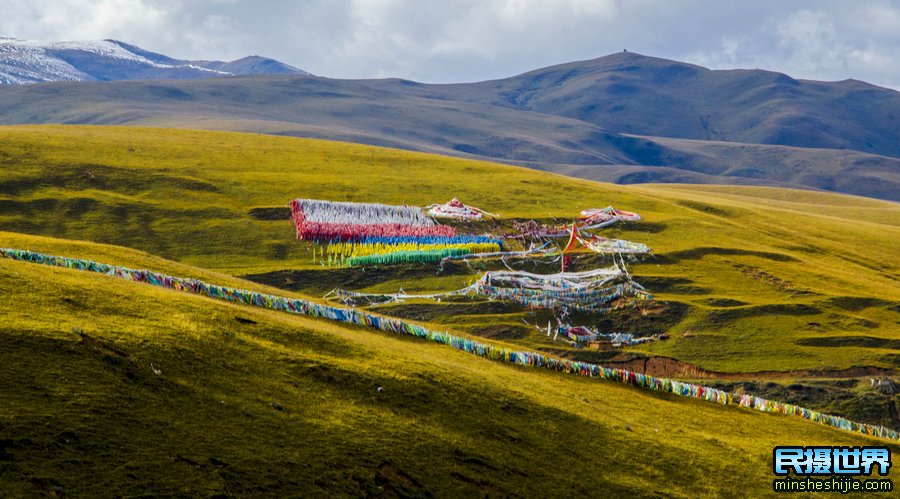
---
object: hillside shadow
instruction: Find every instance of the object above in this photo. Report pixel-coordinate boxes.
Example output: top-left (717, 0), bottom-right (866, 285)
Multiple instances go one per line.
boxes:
top-left (244, 262), bottom-right (471, 295)
top-left (653, 247), bottom-right (798, 265)
top-left (826, 296), bottom-right (896, 312)
top-left (465, 324), bottom-right (533, 340)
top-left (697, 298), bottom-right (749, 308)
top-left (375, 301), bottom-right (522, 322)
top-left (707, 304), bottom-right (821, 325)
top-left (0, 163), bottom-right (219, 196)
top-left (798, 336), bottom-right (900, 350)
top-left (637, 276), bottom-right (712, 295)
top-left (248, 207), bottom-right (291, 220)
top-left (283, 356), bottom-right (704, 496)
top-left (674, 200), bottom-right (734, 217)
top-left (592, 300), bottom-right (690, 337)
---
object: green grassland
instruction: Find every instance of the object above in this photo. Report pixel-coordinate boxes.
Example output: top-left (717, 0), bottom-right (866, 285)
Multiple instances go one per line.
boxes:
top-left (1, 125), bottom-right (900, 494)
top-left (2, 231), bottom-right (899, 497)
top-left (0, 125), bottom-right (896, 374)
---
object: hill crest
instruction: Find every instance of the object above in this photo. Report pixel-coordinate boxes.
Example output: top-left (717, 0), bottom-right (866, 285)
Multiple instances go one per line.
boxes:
top-left (0, 37), bottom-right (310, 84)
top-left (0, 47), bottom-right (898, 201)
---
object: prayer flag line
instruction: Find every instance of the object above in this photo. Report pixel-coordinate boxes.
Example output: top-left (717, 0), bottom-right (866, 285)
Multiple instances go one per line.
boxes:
top-left (1, 247), bottom-right (896, 442)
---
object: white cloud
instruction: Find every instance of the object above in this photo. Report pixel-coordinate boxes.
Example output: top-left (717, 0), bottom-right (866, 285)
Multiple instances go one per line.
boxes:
top-left (775, 9), bottom-right (844, 76)
top-left (0, 0), bottom-right (173, 41)
top-left (181, 13), bottom-right (247, 59)
top-left (849, 0), bottom-right (900, 40)
top-left (0, 0), bottom-right (897, 89)
top-left (678, 3), bottom-right (900, 90)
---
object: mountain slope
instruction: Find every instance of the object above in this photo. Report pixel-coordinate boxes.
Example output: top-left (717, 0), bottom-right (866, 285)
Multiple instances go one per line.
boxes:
top-left (0, 37), bottom-right (309, 84)
top-left (1, 125), bottom-right (899, 494)
top-left (0, 51), bottom-right (898, 200)
top-left (555, 135), bottom-right (900, 201)
top-left (0, 75), bottom-right (641, 166)
top-left (0, 74), bottom-right (898, 201)
top-left (428, 52), bottom-right (900, 159)
top-left (0, 125), bottom-right (897, 377)
top-left (4, 232), bottom-right (897, 496)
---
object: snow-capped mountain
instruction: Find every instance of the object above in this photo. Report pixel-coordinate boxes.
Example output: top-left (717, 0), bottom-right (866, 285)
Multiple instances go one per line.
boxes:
top-left (0, 37), bottom-right (311, 84)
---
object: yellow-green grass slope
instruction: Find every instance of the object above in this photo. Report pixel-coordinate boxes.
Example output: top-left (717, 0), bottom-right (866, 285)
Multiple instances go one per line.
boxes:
top-left (0, 125), bottom-right (897, 377)
top-left (1, 232), bottom-right (898, 497)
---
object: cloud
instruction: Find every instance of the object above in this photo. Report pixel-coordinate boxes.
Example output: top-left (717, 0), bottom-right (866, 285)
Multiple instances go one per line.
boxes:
top-left (0, 0), bottom-right (898, 89)
top-left (0, 0), bottom-right (173, 41)
top-left (681, 2), bottom-right (900, 90)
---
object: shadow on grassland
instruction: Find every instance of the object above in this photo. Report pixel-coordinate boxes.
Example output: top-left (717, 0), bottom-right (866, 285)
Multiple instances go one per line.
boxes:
top-left (651, 247), bottom-right (798, 265)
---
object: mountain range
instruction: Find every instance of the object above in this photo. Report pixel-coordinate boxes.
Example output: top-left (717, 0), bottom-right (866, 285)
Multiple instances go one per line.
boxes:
top-left (0, 39), bottom-right (897, 201)
top-left (0, 37), bottom-right (309, 84)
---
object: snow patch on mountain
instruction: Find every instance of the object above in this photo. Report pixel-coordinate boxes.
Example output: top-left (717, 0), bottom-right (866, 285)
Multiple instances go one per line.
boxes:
top-left (0, 40), bottom-right (88, 84)
top-left (0, 37), bottom-right (306, 84)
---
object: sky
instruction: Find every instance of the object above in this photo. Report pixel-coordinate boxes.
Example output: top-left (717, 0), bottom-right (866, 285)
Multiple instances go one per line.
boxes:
top-left (2, 0), bottom-right (899, 89)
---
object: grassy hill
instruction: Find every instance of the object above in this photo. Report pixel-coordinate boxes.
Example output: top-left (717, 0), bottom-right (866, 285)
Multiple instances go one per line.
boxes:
top-left (450, 52), bottom-right (900, 158)
top-left (551, 135), bottom-right (900, 202)
top-left (0, 125), bottom-right (896, 371)
top-left (2, 231), bottom-right (899, 496)
top-left (1, 52), bottom-right (899, 201)
top-left (0, 125), bottom-right (899, 494)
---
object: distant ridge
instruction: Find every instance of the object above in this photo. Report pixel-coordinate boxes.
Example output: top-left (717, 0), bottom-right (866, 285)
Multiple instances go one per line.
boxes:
top-left (424, 51), bottom-right (900, 158)
top-left (0, 37), bottom-right (310, 84)
top-left (0, 46), bottom-right (897, 201)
